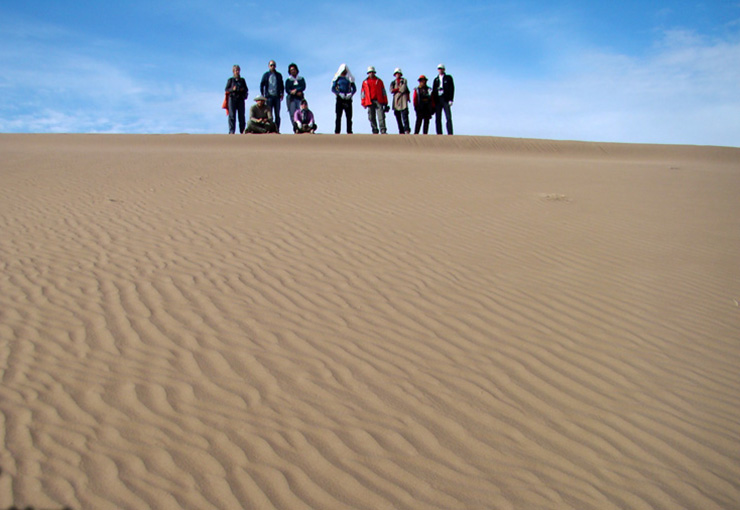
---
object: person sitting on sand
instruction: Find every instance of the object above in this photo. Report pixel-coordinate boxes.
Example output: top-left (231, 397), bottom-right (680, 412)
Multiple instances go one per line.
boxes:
top-left (245, 96), bottom-right (278, 134)
top-left (293, 99), bottom-right (317, 134)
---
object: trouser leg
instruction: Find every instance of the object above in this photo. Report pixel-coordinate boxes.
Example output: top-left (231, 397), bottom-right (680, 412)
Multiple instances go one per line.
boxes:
top-left (367, 104), bottom-right (379, 134)
top-left (267, 97), bottom-right (281, 132)
top-left (335, 100), bottom-right (342, 134)
top-left (442, 102), bottom-right (453, 135)
top-left (435, 103), bottom-right (443, 134)
top-left (395, 110), bottom-right (404, 133)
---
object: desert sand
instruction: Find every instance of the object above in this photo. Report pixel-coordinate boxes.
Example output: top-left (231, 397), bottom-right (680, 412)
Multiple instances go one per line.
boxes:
top-left (1, 133), bottom-right (739, 509)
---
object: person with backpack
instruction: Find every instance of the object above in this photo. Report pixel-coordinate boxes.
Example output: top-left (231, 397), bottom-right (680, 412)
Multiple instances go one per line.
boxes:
top-left (331, 63), bottom-right (356, 134)
top-left (413, 75), bottom-right (434, 134)
top-left (225, 65), bottom-right (248, 134)
top-left (361, 66), bottom-right (388, 134)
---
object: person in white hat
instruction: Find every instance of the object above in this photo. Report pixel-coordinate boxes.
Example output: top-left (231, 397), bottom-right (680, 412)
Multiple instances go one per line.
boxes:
top-left (361, 66), bottom-right (388, 134)
top-left (390, 68), bottom-right (411, 134)
top-left (432, 63), bottom-right (455, 135)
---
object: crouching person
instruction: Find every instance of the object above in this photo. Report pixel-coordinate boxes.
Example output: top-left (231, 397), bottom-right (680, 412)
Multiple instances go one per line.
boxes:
top-left (245, 96), bottom-right (278, 133)
top-left (293, 99), bottom-right (317, 134)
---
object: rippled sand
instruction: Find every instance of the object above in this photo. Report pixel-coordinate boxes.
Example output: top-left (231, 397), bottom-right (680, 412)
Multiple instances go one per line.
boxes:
top-left (1, 134), bottom-right (739, 509)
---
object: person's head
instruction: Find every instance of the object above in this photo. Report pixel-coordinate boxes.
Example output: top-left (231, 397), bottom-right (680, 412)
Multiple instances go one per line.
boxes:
top-left (233, 65), bottom-right (241, 76)
top-left (367, 66), bottom-right (376, 76)
top-left (268, 60), bottom-right (277, 71)
top-left (300, 99), bottom-right (308, 109)
top-left (418, 75), bottom-right (427, 84)
top-left (394, 67), bottom-right (403, 78)
top-left (437, 63), bottom-right (446, 75)
top-left (255, 95), bottom-right (266, 105)
top-left (288, 63), bottom-right (299, 77)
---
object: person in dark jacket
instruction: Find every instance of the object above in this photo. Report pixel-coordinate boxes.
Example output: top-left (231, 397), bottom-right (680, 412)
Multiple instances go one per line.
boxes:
top-left (432, 63), bottom-right (454, 135)
top-left (260, 60), bottom-right (284, 133)
top-left (225, 65), bottom-right (248, 134)
top-left (285, 63), bottom-right (306, 131)
top-left (331, 63), bottom-right (357, 134)
top-left (413, 75), bottom-right (434, 134)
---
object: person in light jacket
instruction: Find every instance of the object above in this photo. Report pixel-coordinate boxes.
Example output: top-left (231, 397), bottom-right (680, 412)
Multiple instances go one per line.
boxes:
top-left (390, 68), bottom-right (411, 134)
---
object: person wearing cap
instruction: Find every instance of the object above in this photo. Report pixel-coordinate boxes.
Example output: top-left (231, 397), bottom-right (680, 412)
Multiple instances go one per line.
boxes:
top-left (285, 63), bottom-right (306, 133)
top-left (413, 75), bottom-right (435, 134)
top-left (390, 68), bottom-right (411, 134)
top-left (293, 99), bottom-right (317, 134)
top-left (432, 63), bottom-right (455, 135)
top-left (225, 65), bottom-right (249, 134)
top-left (245, 96), bottom-right (278, 133)
top-left (331, 63), bottom-right (357, 134)
top-left (361, 66), bottom-right (388, 134)
top-left (260, 60), bottom-right (284, 133)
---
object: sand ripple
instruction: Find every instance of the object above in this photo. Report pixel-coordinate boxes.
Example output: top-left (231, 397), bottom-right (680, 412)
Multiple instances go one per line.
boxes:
top-left (1, 134), bottom-right (739, 509)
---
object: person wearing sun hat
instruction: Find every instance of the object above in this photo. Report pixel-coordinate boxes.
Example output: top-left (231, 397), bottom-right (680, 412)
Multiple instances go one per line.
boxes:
top-left (413, 74), bottom-right (434, 134)
top-left (432, 63), bottom-right (454, 135)
top-left (361, 66), bottom-right (388, 134)
top-left (245, 96), bottom-right (278, 133)
top-left (390, 67), bottom-right (411, 134)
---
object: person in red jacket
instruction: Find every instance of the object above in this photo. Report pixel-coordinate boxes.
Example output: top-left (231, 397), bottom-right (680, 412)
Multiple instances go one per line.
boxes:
top-left (361, 66), bottom-right (388, 134)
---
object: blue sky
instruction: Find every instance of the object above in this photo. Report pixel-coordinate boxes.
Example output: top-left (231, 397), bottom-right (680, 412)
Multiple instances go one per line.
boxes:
top-left (1, 1), bottom-right (739, 145)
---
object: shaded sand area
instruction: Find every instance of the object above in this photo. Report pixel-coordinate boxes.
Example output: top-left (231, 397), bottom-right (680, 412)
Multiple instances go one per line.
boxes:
top-left (1, 133), bottom-right (739, 509)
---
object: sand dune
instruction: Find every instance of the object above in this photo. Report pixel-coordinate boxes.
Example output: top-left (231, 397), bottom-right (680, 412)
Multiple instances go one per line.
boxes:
top-left (1, 133), bottom-right (739, 509)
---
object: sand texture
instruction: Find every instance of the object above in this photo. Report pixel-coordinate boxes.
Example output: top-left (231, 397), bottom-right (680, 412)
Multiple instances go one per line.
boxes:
top-left (1, 133), bottom-right (739, 509)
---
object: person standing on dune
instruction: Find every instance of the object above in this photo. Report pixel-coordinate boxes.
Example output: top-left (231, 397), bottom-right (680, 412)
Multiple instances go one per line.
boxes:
top-left (260, 60), bottom-right (284, 133)
top-left (225, 65), bottom-right (248, 134)
top-left (390, 68), bottom-right (411, 134)
top-left (413, 75), bottom-right (434, 134)
top-left (432, 63), bottom-right (454, 135)
top-left (285, 63), bottom-right (306, 133)
top-left (331, 63), bottom-right (356, 134)
top-left (361, 66), bottom-right (388, 134)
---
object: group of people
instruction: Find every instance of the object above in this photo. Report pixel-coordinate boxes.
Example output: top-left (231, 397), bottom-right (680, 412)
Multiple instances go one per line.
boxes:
top-left (224, 62), bottom-right (316, 134)
top-left (224, 61), bottom-right (455, 135)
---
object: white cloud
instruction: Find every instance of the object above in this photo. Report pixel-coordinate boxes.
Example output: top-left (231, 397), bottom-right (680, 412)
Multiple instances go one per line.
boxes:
top-left (454, 29), bottom-right (740, 146)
